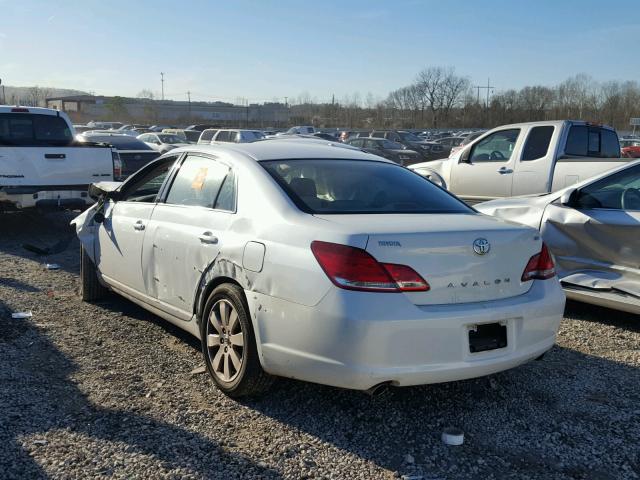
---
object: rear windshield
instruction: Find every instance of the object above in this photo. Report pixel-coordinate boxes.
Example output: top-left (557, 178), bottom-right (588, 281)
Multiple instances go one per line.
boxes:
top-left (565, 126), bottom-right (620, 158)
top-left (262, 159), bottom-right (472, 214)
top-left (0, 113), bottom-right (74, 146)
top-left (81, 135), bottom-right (152, 150)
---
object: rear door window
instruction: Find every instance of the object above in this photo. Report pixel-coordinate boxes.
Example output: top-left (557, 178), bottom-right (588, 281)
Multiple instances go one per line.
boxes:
top-left (522, 126), bottom-right (554, 161)
top-left (165, 155), bottom-right (230, 208)
top-left (0, 113), bottom-right (73, 146)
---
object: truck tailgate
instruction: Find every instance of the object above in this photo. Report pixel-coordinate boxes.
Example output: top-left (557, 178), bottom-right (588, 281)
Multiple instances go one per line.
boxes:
top-left (0, 145), bottom-right (113, 188)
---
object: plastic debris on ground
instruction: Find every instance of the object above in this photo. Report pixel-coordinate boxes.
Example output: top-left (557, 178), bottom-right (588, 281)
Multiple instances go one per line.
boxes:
top-left (11, 311), bottom-right (33, 319)
top-left (45, 263), bottom-right (61, 270)
top-left (441, 427), bottom-right (464, 445)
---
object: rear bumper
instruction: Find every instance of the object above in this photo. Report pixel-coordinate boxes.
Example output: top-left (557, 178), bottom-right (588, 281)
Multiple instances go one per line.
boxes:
top-left (0, 189), bottom-right (92, 210)
top-left (248, 279), bottom-right (565, 390)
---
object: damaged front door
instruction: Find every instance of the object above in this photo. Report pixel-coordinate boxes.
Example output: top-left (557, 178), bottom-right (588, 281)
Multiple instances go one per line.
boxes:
top-left (143, 153), bottom-right (236, 314)
top-left (541, 163), bottom-right (640, 294)
top-left (96, 158), bottom-right (175, 294)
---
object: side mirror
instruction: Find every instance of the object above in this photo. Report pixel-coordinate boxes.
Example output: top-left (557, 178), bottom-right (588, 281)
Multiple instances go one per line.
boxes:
top-left (560, 188), bottom-right (578, 207)
top-left (459, 148), bottom-right (471, 163)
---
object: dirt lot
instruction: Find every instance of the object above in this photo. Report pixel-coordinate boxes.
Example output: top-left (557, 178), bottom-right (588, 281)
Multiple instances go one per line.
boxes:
top-left (1, 211), bottom-right (639, 480)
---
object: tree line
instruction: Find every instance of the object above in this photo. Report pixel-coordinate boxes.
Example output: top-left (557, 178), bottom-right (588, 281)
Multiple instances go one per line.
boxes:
top-left (290, 70), bottom-right (640, 132)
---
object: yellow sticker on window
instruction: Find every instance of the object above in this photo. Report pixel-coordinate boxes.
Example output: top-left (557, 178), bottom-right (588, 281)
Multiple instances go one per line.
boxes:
top-left (191, 167), bottom-right (208, 190)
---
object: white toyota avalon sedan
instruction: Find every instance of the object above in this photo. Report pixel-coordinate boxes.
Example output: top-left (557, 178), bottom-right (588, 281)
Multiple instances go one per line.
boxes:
top-left (73, 140), bottom-right (565, 397)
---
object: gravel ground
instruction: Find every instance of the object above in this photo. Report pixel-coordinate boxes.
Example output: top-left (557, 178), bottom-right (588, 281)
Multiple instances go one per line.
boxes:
top-left (1, 211), bottom-right (639, 480)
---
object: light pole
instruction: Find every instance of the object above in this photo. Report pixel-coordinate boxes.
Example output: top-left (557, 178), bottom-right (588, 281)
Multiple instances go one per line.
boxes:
top-left (160, 72), bottom-right (165, 100)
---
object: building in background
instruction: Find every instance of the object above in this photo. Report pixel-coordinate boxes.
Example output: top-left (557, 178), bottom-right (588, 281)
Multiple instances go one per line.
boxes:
top-left (46, 95), bottom-right (290, 127)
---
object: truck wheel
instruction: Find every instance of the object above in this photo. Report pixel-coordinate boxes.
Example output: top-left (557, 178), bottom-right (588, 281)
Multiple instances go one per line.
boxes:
top-left (80, 245), bottom-right (108, 301)
top-left (201, 284), bottom-right (273, 397)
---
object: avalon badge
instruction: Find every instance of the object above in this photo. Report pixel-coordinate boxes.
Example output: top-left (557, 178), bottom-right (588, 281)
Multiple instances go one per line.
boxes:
top-left (473, 238), bottom-right (490, 255)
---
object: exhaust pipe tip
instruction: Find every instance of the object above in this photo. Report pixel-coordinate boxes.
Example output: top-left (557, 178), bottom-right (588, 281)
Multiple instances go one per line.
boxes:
top-left (365, 382), bottom-right (392, 397)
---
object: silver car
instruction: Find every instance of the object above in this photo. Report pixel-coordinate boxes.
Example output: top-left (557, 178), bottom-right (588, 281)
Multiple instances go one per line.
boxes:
top-left (477, 160), bottom-right (640, 314)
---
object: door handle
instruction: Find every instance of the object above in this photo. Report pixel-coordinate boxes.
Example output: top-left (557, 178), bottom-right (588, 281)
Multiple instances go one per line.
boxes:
top-left (133, 220), bottom-right (146, 231)
top-left (198, 231), bottom-right (218, 244)
top-left (497, 167), bottom-right (513, 174)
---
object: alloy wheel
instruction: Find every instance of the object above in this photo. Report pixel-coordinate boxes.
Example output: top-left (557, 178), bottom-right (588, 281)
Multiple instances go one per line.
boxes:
top-left (206, 299), bottom-right (244, 382)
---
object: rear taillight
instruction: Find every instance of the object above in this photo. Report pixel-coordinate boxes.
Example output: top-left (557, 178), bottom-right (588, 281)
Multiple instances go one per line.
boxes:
top-left (311, 241), bottom-right (429, 293)
top-left (112, 150), bottom-right (122, 180)
top-left (521, 243), bottom-right (556, 281)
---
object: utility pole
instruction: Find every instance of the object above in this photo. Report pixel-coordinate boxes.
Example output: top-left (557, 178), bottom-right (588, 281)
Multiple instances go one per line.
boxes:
top-left (474, 78), bottom-right (494, 107)
top-left (187, 91), bottom-right (191, 120)
top-left (0, 78), bottom-right (4, 104)
top-left (284, 96), bottom-right (288, 108)
top-left (160, 72), bottom-right (165, 100)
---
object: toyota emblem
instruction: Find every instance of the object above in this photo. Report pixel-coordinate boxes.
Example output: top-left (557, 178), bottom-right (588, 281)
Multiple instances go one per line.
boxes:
top-left (473, 238), bottom-right (490, 255)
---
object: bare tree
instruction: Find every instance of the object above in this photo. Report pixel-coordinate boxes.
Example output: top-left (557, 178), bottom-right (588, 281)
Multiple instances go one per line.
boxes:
top-left (137, 89), bottom-right (154, 100)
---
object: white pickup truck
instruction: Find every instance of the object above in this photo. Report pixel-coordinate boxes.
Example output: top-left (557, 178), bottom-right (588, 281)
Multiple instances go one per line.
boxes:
top-left (410, 120), bottom-right (630, 203)
top-left (0, 106), bottom-right (121, 211)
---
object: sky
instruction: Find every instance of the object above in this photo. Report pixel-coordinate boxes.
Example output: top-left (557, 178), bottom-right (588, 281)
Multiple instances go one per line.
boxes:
top-left (0, 0), bottom-right (638, 104)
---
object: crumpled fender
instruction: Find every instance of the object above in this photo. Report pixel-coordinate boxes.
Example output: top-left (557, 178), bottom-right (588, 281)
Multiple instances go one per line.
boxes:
top-left (70, 204), bottom-right (99, 263)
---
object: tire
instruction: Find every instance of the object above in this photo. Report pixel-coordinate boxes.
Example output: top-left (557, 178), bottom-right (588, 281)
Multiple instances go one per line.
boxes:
top-left (200, 283), bottom-right (273, 397)
top-left (80, 245), bottom-right (108, 301)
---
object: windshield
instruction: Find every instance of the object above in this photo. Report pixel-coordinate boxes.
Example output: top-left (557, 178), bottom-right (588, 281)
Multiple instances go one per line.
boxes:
top-left (262, 159), bottom-right (471, 214)
top-left (0, 113), bottom-right (74, 146)
top-left (398, 131), bottom-right (421, 142)
top-left (158, 134), bottom-right (185, 144)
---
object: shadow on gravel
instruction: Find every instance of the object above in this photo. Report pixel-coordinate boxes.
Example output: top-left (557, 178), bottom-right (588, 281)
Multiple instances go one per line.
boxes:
top-left (0, 300), bottom-right (281, 479)
top-left (565, 299), bottom-right (640, 333)
top-left (241, 323), bottom-right (640, 479)
top-left (0, 211), bottom-right (78, 275)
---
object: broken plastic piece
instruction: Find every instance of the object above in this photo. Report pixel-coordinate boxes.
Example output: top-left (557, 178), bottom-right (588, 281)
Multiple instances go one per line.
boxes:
top-left (11, 311), bottom-right (33, 319)
top-left (45, 263), bottom-right (61, 270)
top-left (442, 427), bottom-right (464, 446)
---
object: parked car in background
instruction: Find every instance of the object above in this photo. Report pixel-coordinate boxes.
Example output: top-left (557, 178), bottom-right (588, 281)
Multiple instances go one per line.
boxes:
top-left (370, 130), bottom-right (443, 160)
top-left (449, 131), bottom-right (487, 157)
top-left (159, 129), bottom-right (201, 143)
top-left (282, 125), bottom-right (315, 135)
top-left (137, 133), bottom-right (189, 153)
top-left (347, 137), bottom-right (422, 165)
top-left (213, 129), bottom-right (263, 143)
top-left (149, 125), bottom-right (173, 132)
top-left (312, 132), bottom-right (339, 141)
top-left (78, 132), bottom-right (159, 178)
top-left (0, 106), bottom-right (120, 210)
top-left (185, 124), bottom-right (220, 132)
top-left (477, 160), bottom-right (640, 315)
top-left (410, 121), bottom-right (630, 202)
top-left (73, 140), bottom-right (564, 397)
top-left (432, 136), bottom-right (465, 157)
top-left (198, 129), bottom-right (219, 145)
top-left (621, 139), bottom-right (640, 158)
top-left (87, 121), bottom-right (123, 130)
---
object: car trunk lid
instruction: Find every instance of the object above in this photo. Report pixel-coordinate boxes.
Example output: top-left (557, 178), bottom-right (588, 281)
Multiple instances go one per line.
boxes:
top-left (315, 213), bottom-right (542, 305)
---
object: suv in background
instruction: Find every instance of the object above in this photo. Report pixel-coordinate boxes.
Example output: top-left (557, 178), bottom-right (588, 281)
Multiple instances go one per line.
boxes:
top-left (213, 129), bottom-right (263, 143)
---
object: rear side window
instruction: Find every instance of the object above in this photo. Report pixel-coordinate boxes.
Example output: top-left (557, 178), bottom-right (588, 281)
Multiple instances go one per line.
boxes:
top-left (262, 159), bottom-right (471, 214)
top-left (565, 126), bottom-right (620, 158)
top-left (199, 130), bottom-right (216, 142)
top-left (165, 155), bottom-right (229, 208)
top-left (0, 113), bottom-right (73, 146)
top-left (522, 126), bottom-right (554, 161)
